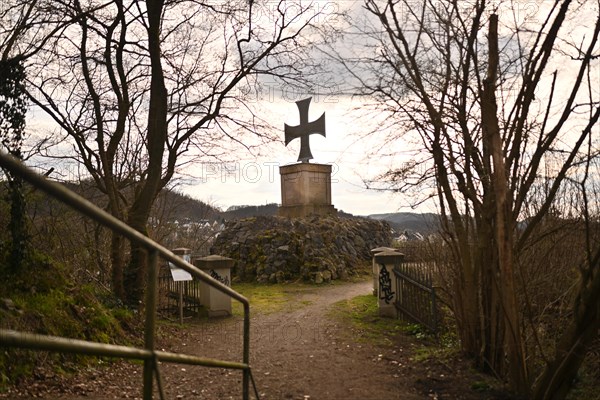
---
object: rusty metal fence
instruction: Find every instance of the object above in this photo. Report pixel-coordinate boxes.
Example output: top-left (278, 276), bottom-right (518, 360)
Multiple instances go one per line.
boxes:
top-left (393, 261), bottom-right (438, 332)
top-left (0, 152), bottom-right (258, 399)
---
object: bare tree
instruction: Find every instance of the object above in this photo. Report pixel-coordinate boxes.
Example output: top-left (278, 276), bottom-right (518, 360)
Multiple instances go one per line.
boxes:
top-left (23, 0), bottom-right (336, 304)
top-left (1, 0), bottom-right (78, 273)
top-left (329, 0), bottom-right (600, 396)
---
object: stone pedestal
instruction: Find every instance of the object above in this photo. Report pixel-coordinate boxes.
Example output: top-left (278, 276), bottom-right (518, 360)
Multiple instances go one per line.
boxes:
top-left (374, 250), bottom-right (405, 318)
top-left (278, 162), bottom-right (336, 218)
top-left (194, 255), bottom-right (234, 317)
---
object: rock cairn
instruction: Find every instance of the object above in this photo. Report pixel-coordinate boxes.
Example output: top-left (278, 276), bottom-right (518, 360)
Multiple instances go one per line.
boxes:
top-left (211, 215), bottom-right (392, 283)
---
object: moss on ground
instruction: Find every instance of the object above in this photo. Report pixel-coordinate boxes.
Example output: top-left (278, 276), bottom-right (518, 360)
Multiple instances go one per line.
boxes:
top-left (0, 252), bottom-right (137, 390)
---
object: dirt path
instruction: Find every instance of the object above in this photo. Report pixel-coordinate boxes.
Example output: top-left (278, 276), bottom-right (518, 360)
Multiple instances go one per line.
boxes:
top-left (156, 280), bottom-right (420, 399)
top-left (3, 281), bottom-right (508, 399)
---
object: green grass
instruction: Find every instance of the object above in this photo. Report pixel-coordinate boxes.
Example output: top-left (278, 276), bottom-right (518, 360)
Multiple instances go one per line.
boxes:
top-left (329, 294), bottom-right (408, 346)
top-left (329, 294), bottom-right (460, 359)
top-left (230, 281), bottom-right (319, 316)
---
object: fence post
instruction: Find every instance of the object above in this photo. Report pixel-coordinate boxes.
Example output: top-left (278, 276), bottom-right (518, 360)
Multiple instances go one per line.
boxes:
top-left (172, 248), bottom-right (192, 324)
top-left (143, 249), bottom-right (159, 399)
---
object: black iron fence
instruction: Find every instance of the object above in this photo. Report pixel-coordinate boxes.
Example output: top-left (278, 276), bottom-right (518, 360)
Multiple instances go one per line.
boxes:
top-left (393, 261), bottom-right (438, 332)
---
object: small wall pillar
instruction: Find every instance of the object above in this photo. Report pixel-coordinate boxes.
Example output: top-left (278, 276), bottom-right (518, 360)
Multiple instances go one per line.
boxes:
top-left (374, 250), bottom-right (405, 318)
top-left (370, 247), bottom-right (399, 297)
top-left (172, 248), bottom-right (192, 263)
top-left (194, 255), bottom-right (234, 317)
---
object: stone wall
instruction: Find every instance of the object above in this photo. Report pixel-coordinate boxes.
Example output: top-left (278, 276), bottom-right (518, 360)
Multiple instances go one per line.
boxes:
top-left (211, 215), bottom-right (392, 283)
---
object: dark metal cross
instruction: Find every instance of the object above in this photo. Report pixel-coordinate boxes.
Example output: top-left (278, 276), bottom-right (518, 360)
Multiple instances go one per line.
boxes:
top-left (284, 97), bottom-right (326, 163)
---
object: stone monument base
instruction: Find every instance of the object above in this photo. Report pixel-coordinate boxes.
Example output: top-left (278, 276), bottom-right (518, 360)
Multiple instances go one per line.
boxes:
top-left (278, 162), bottom-right (336, 218)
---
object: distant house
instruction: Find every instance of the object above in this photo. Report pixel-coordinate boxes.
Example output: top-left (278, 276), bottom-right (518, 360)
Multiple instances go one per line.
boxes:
top-left (395, 230), bottom-right (425, 242)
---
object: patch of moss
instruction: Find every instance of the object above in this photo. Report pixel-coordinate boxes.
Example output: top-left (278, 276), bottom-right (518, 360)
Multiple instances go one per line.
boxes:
top-left (6, 250), bottom-right (68, 294)
top-left (0, 255), bottom-right (136, 389)
top-left (471, 380), bottom-right (492, 392)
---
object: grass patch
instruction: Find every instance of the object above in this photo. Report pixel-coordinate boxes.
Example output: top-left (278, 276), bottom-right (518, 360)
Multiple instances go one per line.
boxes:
top-left (231, 281), bottom-right (318, 316)
top-left (411, 342), bottom-right (457, 362)
top-left (329, 294), bottom-right (460, 360)
top-left (567, 364), bottom-right (600, 400)
top-left (329, 294), bottom-right (407, 346)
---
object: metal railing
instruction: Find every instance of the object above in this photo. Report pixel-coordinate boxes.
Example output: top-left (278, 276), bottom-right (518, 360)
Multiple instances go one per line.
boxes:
top-left (0, 152), bottom-right (258, 399)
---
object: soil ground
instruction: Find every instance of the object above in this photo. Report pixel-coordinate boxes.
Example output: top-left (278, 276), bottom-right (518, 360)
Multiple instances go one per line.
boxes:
top-left (1, 280), bottom-right (514, 399)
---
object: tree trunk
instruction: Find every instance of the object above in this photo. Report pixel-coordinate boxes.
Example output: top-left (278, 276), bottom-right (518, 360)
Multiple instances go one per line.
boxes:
top-left (122, 0), bottom-right (168, 305)
top-left (124, 207), bottom-right (152, 306)
top-left (482, 14), bottom-right (529, 394)
top-left (104, 177), bottom-right (128, 302)
top-left (476, 214), bottom-right (505, 375)
top-left (454, 256), bottom-right (481, 357)
top-left (110, 232), bottom-right (126, 301)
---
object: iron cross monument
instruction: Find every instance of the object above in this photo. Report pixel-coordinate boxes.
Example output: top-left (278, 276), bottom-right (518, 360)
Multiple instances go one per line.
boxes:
top-left (284, 97), bottom-right (326, 163)
top-left (278, 97), bottom-right (336, 218)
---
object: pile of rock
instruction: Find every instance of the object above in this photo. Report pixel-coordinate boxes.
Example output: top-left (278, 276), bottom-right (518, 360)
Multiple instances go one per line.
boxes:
top-left (211, 215), bottom-right (392, 283)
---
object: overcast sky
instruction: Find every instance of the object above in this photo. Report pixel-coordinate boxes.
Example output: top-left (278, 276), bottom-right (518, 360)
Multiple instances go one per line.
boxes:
top-left (178, 95), bottom-right (424, 216)
top-left (20, 0), bottom-right (599, 217)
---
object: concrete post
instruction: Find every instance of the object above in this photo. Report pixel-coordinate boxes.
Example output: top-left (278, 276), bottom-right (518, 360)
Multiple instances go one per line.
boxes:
top-left (194, 255), bottom-right (234, 317)
top-left (373, 250), bottom-right (405, 318)
top-left (370, 247), bottom-right (399, 296)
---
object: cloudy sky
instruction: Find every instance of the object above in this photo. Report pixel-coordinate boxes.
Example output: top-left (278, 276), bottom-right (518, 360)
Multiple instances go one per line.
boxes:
top-left (178, 95), bottom-right (422, 216)
top-left (20, 0), bottom-right (598, 217)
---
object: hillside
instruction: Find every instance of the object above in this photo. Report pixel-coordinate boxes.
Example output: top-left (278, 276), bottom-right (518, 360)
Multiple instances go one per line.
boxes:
top-left (37, 180), bottom-right (441, 235)
top-left (27, 180), bottom-right (223, 223)
top-left (222, 203), bottom-right (280, 219)
top-left (367, 212), bottom-right (440, 234)
top-left (153, 189), bottom-right (222, 222)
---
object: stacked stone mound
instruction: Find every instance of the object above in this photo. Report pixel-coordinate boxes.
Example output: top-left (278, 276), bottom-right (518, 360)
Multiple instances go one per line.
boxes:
top-left (211, 215), bottom-right (392, 283)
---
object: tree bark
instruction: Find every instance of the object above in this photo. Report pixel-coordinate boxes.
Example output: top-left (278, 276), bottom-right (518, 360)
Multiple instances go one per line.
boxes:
top-left (482, 14), bottom-right (529, 394)
top-left (110, 232), bottom-right (126, 301)
top-left (123, 0), bottom-right (168, 305)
